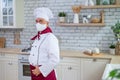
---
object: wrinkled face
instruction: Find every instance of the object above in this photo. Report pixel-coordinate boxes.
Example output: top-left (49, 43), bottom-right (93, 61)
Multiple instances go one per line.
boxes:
top-left (35, 18), bottom-right (48, 25)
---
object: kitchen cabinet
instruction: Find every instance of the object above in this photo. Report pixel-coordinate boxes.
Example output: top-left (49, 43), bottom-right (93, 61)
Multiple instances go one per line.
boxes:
top-left (0, 0), bottom-right (24, 29)
top-left (81, 58), bottom-right (110, 80)
top-left (0, 53), bottom-right (5, 80)
top-left (4, 60), bottom-right (18, 80)
top-left (0, 53), bottom-right (18, 80)
top-left (56, 57), bottom-right (110, 80)
top-left (56, 57), bottom-right (81, 80)
top-left (55, 64), bottom-right (62, 80)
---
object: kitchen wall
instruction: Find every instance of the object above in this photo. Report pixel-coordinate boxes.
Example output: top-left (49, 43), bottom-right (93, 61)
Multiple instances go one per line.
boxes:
top-left (0, 0), bottom-right (120, 53)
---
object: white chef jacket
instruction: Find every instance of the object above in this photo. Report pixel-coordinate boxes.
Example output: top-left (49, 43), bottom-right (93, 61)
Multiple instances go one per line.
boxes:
top-left (29, 33), bottom-right (60, 77)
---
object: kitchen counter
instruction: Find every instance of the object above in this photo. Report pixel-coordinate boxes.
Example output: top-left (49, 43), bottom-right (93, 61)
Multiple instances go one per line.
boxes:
top-left (0, 48), bottom-right (120, 64)
top-left (0, 48), bottom-right (27, 54)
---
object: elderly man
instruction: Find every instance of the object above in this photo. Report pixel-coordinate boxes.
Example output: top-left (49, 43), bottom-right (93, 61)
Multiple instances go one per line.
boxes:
top-left (29, 7), bottom-right (60, 80)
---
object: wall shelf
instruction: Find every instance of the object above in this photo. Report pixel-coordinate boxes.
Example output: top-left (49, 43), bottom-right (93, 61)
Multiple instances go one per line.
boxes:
top-left (81, 5), bottom-right (120, 9)
top-left (57, 4), bottom-right (120, 27)
top-left (57, 23), bottom-right (105, 27)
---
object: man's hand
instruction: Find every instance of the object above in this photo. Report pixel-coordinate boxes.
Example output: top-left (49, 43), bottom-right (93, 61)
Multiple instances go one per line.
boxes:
top-left (32, 66), bottom-right (41, 76)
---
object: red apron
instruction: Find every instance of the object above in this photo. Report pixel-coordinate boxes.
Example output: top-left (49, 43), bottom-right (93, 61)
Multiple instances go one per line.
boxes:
top-left (30, 65), bottom-right (57, 80)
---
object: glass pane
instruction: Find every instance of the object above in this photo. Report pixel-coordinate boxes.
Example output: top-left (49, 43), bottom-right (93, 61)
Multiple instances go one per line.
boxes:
top-left (8, 0), bottom-right (13, 7)
top-left (9, 16), bottom-right (13, 26)
top-left (3, 8), bottom-right (7, 15)
top-left (3, 16), bottom-right (8, 26)
top-left (23, 65), bottom-right (31, 76)
top-left (2, 0), bottom-right (7, 8)
top-left (8, 8), bottom-right (13, 15)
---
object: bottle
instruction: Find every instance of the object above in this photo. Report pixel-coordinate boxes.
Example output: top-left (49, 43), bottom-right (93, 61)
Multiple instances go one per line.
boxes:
top-left (89, 0), bottom-right (94, 6)
top-left (110, 0), bottom-right (115, 5)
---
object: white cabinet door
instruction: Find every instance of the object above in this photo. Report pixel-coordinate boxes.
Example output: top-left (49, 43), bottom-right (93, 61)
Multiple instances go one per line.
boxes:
top-left (0, 53), bottom-right (5, 80)
top-left (55, 64), bottom-right (62, 80)
top-left (0, 53), bottom-right (18, 80)
top-left (4, 60), bottom-right (18, 80)
top-left (56, 57), bottom-right (81, 80)
top-left (61, 65), bottom-right (80, 80)
top-left (81, 58), bottom-right (110, 80)
top-left (0, 0), bottom-right (24, 28)
top-left (0, 59), bottom-right (5, 80)
top-left (4, 54), bottom-right (18, 80)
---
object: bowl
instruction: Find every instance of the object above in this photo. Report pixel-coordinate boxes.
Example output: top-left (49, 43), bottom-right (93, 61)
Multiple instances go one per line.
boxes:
top-left (91, 18), bottom-right (100, 23)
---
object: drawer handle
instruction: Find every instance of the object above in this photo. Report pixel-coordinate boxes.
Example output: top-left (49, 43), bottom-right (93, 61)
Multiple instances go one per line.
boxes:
top-left (68, 67), bottom-right (72, 70)
top-left (93, 59), bottom-right (97, 62)
top-left (8, 63), bottom-right (13, 65)
top-left (60, 57), bottom-right (63, 60)
top-left (1, 53), bottom-right (5, 56)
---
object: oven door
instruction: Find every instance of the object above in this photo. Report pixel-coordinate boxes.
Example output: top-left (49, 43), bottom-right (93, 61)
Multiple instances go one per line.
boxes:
top-left (18, 61), bottom-right (31, 80)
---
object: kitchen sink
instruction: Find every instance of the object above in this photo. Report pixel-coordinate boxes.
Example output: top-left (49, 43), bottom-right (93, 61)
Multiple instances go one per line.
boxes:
top-left (102, 64), bottom-right (120, 80)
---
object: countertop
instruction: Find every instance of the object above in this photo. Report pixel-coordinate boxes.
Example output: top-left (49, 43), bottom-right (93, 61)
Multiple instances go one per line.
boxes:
top-left (0, 48), bottom-right (120, 64)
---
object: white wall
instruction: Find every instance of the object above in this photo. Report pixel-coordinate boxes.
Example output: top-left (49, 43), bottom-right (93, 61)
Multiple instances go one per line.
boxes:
top-left (0, 0), bottom-right (120, 53)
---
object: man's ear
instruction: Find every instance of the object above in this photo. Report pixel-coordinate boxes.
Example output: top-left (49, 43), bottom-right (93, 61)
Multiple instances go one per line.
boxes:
top-left (47, 22), bottom-right (49, 26)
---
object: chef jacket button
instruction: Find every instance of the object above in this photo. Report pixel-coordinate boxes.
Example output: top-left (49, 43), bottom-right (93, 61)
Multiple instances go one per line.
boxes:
top-left (32, 54), bottom-right (34, 56)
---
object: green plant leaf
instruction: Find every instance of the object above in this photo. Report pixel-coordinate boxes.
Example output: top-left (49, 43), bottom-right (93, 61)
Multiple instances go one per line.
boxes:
top-left (115, 73), bottom-right (120, 79)
top-left (111, 21), bottom-right (120, 40)
top-left (109, 69), bottom-right (118, 78)
top-left (108, 69), bottom-right (120, 79)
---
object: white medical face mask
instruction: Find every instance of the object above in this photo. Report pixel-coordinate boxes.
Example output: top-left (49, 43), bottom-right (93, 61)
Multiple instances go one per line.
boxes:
top-left (36, 23), bottom-right (47, 32)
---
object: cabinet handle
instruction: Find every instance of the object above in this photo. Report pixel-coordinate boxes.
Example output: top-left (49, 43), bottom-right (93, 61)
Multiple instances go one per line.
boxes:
top-left (93, 59), bottom-right (97, 62)
top-left (8, 63), bottom-right (13, 65)
top-left (1, 53), bottom-right (5, 56)
top-left (60, 57), bottom-right (63, 60)
top-left (68, 67), bottom-right (72, 70)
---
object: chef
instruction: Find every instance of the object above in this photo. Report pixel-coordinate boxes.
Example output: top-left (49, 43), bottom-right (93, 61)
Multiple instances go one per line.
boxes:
top-left (29, 7), bottom-right (60, 80)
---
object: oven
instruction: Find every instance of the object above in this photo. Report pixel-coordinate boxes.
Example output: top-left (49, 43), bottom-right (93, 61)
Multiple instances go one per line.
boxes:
top-left (18, 54), bottom-right (31, 80)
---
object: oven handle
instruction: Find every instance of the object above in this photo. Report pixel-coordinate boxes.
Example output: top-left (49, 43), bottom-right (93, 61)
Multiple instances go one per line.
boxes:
top-left (20, 61), bottom-right (29, 63)
top-left (19, 59), bottom-right (29, 63)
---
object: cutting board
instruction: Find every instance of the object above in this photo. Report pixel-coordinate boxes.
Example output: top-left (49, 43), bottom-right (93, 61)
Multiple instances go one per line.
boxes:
top-left (0, 37), bottom-right (6, 48)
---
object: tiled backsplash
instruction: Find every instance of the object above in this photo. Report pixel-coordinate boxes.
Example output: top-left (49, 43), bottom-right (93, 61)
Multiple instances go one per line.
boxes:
top-left (0, 0), bottom-right (120, 53)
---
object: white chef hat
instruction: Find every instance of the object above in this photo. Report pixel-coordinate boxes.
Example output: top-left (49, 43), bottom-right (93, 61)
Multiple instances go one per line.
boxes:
top-left (34, 7), bottom-right (53, 22)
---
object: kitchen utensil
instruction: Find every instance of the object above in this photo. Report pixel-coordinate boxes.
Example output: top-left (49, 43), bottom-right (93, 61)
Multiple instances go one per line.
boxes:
top-left (0, 37), bottom-right (6, 48)
top-left (14, 32), bottom-right (21, 45)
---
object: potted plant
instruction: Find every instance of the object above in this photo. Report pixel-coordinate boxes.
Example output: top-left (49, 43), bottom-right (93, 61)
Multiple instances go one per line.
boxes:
top-left (111, 21), bottom-right (120, 55)
top-left (109, 43), bottom-right (115, 55)
top-left (111, 21), bottom-right (120, 41)
top-left (58, 12), bottom-right (66, 23)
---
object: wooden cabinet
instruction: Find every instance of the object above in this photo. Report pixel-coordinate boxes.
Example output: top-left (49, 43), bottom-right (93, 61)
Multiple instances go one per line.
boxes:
top-left (0, 0), bottom-right (24, 29)
top-left (81, 58), bottom-right (110, 80)
top-left (56, 57), bottom-right (81, 80)
top-left (56, 57), bottom-right (110, 80)
top-left (0, 53), bottom-right (18, 80)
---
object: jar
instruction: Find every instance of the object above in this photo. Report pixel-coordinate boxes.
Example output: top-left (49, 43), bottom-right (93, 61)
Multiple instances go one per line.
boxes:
top-left (110, 0), bottom-right (115, 5)
top-left (115, 41), bottom-right (120, 55)
top-left (102, 0), bottom-right (110, 5)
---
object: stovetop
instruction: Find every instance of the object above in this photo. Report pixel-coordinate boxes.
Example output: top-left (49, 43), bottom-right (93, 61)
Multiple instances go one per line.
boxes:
top-left (21, 47), bottom-right (31, 52)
